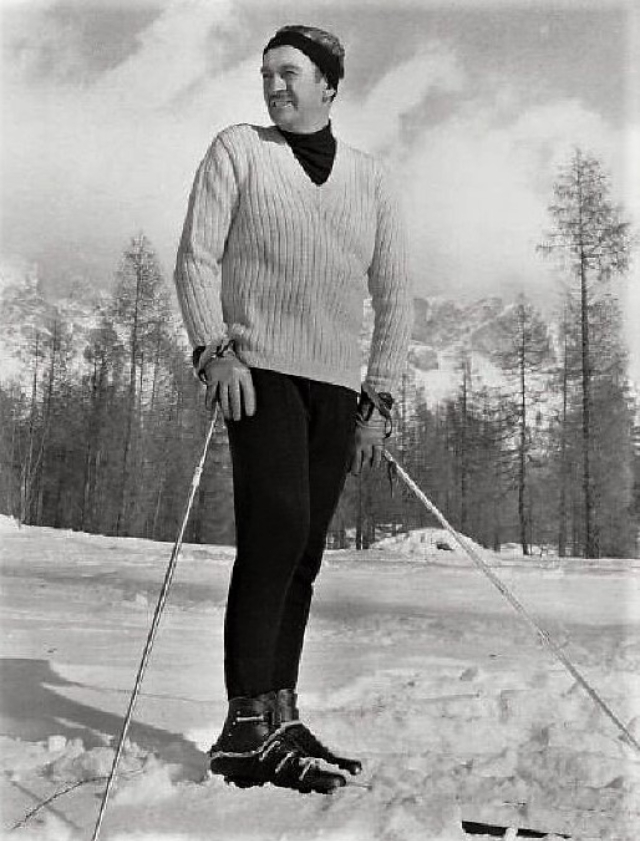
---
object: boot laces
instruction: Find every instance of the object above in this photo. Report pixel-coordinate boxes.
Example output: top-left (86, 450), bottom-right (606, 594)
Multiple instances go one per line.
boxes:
top-left (297, 755), bottom-right (319, 782)
top-left (259, 733), bottom-right (322, 782)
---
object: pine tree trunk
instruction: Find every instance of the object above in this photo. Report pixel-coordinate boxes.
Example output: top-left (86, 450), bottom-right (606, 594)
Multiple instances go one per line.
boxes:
top-left (22, 332), bottom-right (41, 524)
top-left (151, 473), bottom-right (165, 539)
top-left (518, 317), bottom-right (528, 555)
top-left (36, 321), bottom-right (59, 524)
top-left (580, 253), bottom-right (596, 557)
top-left (80, 370), bottom-right (95, 531)
top-left (557, 326), bottom-right (569, 558)
top-left (81, 359), bottom-right (101, 531)
top-left (459, 362), bottom-right (469, 533)
top-left (116, 263), bottom-right (142, 536)
top-left (355, 473), bottom-right (363, 550)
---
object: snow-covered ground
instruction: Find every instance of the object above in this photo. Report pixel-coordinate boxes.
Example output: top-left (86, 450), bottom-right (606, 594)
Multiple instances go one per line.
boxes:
top-left (1, 516), bottom-right (639, 840)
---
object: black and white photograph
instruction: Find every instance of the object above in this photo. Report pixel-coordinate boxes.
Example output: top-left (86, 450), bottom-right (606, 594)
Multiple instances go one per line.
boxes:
top-left (1, 1), bottom-right (639, 839)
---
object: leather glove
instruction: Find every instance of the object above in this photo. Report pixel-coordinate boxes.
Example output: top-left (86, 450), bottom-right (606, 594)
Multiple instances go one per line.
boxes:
top-left (348, 387), bottom-right (394, 475)
top-left (200, 350), bottom-right (256, 421)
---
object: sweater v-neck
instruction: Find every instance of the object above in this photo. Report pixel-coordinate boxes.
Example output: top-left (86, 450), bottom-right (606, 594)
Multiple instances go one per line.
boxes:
top-left (275, 123), bottom-right (339, 188)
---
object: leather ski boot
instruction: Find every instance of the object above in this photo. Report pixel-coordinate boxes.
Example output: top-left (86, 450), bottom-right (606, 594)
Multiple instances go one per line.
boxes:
top-left (275, 688), bottom-right (362, 776)
top-left (208, 692), bottom-right (347, 793)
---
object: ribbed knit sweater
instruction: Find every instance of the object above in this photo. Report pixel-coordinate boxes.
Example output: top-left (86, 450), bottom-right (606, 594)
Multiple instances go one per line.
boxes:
top-left (174, 123), bottom-right (412, 394)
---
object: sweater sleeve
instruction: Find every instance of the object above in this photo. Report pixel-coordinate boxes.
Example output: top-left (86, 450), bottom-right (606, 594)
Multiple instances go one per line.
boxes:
top-left (364, 162), bottom-right (413, 394)
top-left (173, 131), bottom-right (240, 350)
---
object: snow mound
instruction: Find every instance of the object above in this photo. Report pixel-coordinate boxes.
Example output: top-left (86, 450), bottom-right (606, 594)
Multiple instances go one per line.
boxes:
top-left (371, 527), bottom-right (490, 565)
top-left (45, 739), bottom-right (141, 783)
top-left (0, 514), bottom-right (21, 532)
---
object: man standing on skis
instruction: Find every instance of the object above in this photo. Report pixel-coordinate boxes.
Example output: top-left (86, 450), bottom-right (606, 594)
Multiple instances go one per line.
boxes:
top-left (174, 24), bottom-right (412, 793)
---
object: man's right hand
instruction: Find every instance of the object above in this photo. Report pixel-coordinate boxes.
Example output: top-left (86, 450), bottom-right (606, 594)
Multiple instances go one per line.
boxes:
top-left (202, 353), bottom-right (256, 421)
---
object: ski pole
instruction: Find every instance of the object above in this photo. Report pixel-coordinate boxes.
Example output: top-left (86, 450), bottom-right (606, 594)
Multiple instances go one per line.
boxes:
top-left (91, 408), bottom-right (219, 841)
top-left (382, 448), bottom-right (640, 756)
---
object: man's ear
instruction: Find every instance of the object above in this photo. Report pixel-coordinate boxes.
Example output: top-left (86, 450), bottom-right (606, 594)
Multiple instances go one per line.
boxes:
top-left (322, 84), bottom-right (336, 103)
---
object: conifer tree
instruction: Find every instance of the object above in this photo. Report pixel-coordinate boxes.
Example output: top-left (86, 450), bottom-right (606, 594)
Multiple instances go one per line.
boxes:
top-left (111, 234), bottom-right (172, 535)
top-left (540, 149), bottom-right (631, 557)
top-left (0, 267), bottom-right (55, 522)
top-left (492, 296), bottom-right (552, 554)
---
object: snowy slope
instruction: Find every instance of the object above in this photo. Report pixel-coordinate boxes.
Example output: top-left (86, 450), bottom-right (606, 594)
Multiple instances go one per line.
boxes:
top-left (1, 517), bottom-right (639, 840)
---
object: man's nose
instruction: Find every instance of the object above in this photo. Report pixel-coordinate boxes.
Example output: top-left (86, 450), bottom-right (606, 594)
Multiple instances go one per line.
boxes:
top-left (266, 74), bottom-right (286, 95)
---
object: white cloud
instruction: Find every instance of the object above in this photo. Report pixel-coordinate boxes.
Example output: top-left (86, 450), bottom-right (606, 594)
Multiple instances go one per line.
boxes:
top-left (398, 98), bottom-right (629, 303)
top-left (94, 0), bottom-right (236, 111)
top-left (335, 44), bottom-right (465, 154)
top-left (1, 0), bottom-right (264, 277)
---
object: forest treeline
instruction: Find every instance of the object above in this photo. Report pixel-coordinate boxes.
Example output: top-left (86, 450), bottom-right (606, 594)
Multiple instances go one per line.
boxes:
top-left (1, 150), bottom-right (638, 557)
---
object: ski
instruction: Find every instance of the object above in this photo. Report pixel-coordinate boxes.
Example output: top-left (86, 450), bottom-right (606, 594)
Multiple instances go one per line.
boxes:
top-left (462, 819), bottom-right (570, 838)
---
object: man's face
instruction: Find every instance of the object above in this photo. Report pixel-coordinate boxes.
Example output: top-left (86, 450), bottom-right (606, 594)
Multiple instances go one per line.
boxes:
top-left (261, 45), bottom-right (333, 134)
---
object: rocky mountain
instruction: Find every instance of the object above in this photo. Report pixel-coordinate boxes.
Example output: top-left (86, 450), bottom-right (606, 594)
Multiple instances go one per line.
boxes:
top-left (364, 295), bottom-right (554, 406)
top-left (0, 261), bottom-right (552, 409)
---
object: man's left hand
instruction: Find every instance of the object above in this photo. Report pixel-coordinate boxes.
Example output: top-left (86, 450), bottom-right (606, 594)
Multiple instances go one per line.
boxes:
top-left (348, 410), bottom-right (388, 475)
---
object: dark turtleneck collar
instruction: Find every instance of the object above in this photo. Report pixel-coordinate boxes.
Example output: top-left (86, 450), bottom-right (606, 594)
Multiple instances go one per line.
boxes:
top-left (277, 121), bottom-right (336, 186)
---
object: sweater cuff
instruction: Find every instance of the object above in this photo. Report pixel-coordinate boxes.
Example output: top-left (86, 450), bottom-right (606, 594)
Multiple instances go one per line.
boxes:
top-left (364, 372), bottom-right (397, 395)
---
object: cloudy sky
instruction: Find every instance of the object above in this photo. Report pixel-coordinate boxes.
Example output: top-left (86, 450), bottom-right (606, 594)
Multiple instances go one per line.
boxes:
top-left (1, 0), bottom-right (639, 372)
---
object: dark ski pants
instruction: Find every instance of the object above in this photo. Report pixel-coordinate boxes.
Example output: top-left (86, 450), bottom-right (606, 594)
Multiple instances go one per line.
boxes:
top-left (224, 368), bottom-right (356, 699)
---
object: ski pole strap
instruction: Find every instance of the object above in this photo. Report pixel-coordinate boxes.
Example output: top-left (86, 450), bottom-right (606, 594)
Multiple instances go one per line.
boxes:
top-left (359, 384), bottom-right (394, 438)
top-left (193, 340), bottom-right (236, 383)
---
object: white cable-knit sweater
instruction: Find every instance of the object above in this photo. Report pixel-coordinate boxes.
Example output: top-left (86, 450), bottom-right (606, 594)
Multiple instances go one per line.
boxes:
top-left (174, 123), bottom-right (412, 394)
